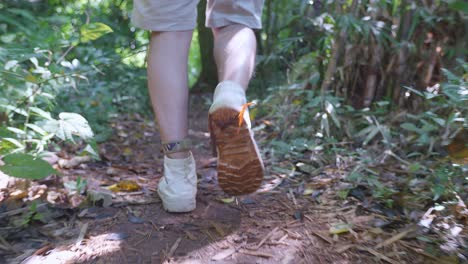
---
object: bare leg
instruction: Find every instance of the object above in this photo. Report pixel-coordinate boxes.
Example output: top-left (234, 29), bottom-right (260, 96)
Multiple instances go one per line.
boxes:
top-left (147, 31), bottom-right (192, 158)
top-left (212, 24), bottom-right (257, 90)
top-left (209, 24), bottom-right (264, 195)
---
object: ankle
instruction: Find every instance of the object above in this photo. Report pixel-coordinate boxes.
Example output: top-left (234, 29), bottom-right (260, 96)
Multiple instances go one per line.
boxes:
top-left (166, 151), bottom-right (190, 159)
top-left (161, 138), bottom-right (192, 159)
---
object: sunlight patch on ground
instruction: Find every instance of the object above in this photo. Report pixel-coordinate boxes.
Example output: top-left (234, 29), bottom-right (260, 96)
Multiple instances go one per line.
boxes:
top-left (22, 232), bottom-right (123, 264)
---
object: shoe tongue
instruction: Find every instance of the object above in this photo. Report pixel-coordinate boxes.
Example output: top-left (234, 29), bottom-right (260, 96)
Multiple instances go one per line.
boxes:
top-left (213, 81), bottom-right (245, 102)
top-left (210, 81), bottom-right (248, 115)
top-left (164, 152), bottom-right (193, 165)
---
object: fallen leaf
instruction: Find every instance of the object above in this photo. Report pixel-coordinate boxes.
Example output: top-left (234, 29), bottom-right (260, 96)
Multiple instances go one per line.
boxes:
top-left (447, 129), bottom-right (467, 164)
top-left (211, 222), bottom-right (226, 236)
top-left (88, 189), bottom-right (113, 207)
top-left (27, 184), bottom-right (47, 200)
top-left (122, 147), bottom-right (133, 156)
top-left (105, 232), bottom-right (129, 241)
top-left (58, 156), bottom-right (92, 169)
top-left (9, 189), bottom-right (27, 200)
top-left (108, 180), bottom-right (141, 192)
top-left (241, 198), bottom-right (255, 204)
top-left (128, 214), bottom-right (145, 224)
top-left (69, 194), bottom-right (85, 208)
top-left (329, 223), bottom-right (352, 234)
top-left (46, 190), bottom-right (65, 204)
top-left (218, 197), bottom-right (235, 204)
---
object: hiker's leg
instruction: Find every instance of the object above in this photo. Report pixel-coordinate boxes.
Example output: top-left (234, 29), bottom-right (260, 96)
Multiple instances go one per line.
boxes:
top-left (147, 31), bottom-right (192, 158)
top-left (212, 24), bottom-right (256, 90)
top-left (132, 0), bottom-right (198, 158)
top-left (206, 0), bottom-right (263, 89)
top-left (132, 0), bottom-right (198, 212)
top-left (206, 1), bottom-right (265, 195)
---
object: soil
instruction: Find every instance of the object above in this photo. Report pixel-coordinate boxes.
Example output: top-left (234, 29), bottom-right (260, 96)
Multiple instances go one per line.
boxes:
top-left (0, 96), bottom-right (445, 264)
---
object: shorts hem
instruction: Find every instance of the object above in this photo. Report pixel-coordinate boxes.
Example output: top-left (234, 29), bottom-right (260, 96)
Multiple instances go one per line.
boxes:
top-left (206, 16), bottom-right (262, 29)
top-left (131, 18), bottom-right (196, 32)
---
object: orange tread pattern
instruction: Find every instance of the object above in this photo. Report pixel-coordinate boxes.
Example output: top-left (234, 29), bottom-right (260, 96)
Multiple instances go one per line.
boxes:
top-left (209, 108), bottom-right (264, 195)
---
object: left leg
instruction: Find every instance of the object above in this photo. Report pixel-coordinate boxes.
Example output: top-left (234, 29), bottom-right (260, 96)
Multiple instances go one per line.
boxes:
top-left (131, 0), bottom-right (199, 212)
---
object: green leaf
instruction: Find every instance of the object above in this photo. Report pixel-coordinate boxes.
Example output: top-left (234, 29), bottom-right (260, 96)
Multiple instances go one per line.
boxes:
top-left (2, 138), bottom-right (24, 149)
top-left (408, 162), bottom-right (421, 173)
top-left (29, 107), bottom-right (53, 120)
top-left (363, 127), bottom-right (379, 145)
top-left (42, 112), bottom-right (94, 142)
top-left (0, 127), bottom-right (15, 138)
top-left (448, 1), bottom-right (468, 13)
top-left (400, 123), bottom-right (420, 132)
top-left (0, 104), bottom-right (28, 116)
top-left (403, 86), bottom-right (423, 97)
top-left (80, 23), bottom-right (113, 43)
top-left (7, 127), bottom-right (25, 135)
top-left (0, 153), bottom-right (56, 179)
top-left (0, 139), bottom-right (17, 155)
top-left (82, 143), bottom-right (100, 160)
top-left (26, 124), bottom-right (47, 136)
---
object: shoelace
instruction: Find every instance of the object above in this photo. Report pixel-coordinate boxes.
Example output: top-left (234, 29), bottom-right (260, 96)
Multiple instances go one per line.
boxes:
top-left (237, 102), bottom-right (255, 134)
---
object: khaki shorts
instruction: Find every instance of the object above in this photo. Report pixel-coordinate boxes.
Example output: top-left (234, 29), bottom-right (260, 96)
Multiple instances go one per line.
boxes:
top-left (131, 0), bottom-right (264, 31)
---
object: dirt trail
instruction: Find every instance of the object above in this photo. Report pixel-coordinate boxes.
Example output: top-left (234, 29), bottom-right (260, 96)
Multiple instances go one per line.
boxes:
top-left (2, 96), bottom-right (430, 264)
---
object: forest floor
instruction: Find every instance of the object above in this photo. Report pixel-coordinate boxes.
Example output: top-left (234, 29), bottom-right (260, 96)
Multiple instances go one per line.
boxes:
top-left (0, 96), bottom-right (464, 264)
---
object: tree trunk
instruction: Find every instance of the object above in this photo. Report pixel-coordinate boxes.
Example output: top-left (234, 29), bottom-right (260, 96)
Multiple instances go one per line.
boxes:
top-left (391, 0), bottom-right (412, 106)
top-left (192, 0), bottom-right (218, 92)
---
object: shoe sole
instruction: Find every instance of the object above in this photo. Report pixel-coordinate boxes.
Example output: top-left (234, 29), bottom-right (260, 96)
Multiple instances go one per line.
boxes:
top-left (209, 107), bottom-right (264, 195)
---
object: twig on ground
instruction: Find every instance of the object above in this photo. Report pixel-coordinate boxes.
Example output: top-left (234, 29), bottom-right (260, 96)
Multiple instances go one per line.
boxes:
top-left (126, 246), bottom-right (143, 254)
top-left (399, 241), bottom-right (438, 260)
top-left (134, 228), bottom-right (152, 247)
top-left (239, 249), bottom-right (274, 258)
top-left (184, 230), bottom-right (197, 240)
top-left (134, 229), bottom-right (148, 236)
top-left (304, 230), bottom-right (316, 246)
top-left (0, 203), bottom-right (47, 219)
top-left (167, 237), bottom-right (182, 259)
top-left (33, 244), bottom-right (53, 256)
top-left (211, 247), bottom-right (236, 261)
top-left (149, 220), bottom-right (159, 232)
top-left (75, 223), bottom-right (89, 246)
top-left (277, 234), bottom-right (288, 243)
top-left (356, 246), bottom-right (399, 264)
top-left (310, 230), bottom-right (333, 244)
top-left (304, 214), bottom-right (315, 223)
top-left (0, 235), bottom-right (15, 252)
top-left (336, 244), bottom-right (354, 253)
top-left (376, 226), bottom-right (417, 249)
top-left (248, 227), bottom-right (279, 250)
top-left (281, 228), bottom-right (303, 240)
top-left (288, 188), bottom-right (298, 207)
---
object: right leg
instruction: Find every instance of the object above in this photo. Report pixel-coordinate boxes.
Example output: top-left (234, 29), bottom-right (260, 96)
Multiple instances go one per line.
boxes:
top-left (132, 0), bottom-right (199, 212)
top-left (206, 1), bottom-right (265, 195)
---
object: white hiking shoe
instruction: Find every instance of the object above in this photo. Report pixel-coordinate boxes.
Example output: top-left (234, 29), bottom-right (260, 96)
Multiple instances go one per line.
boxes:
top-left (158, 151), bottom-right (197, 212)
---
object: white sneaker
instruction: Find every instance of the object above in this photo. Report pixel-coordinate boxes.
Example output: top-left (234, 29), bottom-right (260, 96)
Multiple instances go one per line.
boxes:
top-left (209, 81), bottom-right (251, 128)
top-left (157, 152), bottom-right (197, 212)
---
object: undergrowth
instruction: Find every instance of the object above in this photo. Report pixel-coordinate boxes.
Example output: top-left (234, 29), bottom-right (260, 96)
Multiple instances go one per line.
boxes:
top-left (260, 60), bottom-right (467, 211)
